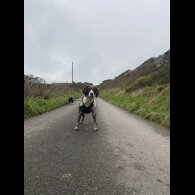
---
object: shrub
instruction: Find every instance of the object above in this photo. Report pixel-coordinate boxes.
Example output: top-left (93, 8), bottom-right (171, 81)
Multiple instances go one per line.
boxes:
top-left (125, 75), bottom-right (153, 93)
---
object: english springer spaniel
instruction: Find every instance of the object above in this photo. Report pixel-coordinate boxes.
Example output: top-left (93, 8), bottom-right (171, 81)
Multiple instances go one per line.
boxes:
top-left (74, 85), bottom-right (99, 131)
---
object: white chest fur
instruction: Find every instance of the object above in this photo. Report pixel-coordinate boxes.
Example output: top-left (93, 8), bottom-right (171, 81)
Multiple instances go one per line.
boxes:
top-left (80, 96), bottom-right (96, 107)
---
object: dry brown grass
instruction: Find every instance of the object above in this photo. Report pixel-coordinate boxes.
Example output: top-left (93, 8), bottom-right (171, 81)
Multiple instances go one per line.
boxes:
top-left (24, 74), bottom-right (82, 99)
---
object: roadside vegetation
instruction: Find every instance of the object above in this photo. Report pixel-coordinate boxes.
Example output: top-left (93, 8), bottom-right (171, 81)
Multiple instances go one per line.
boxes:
top-left (100, 84), bottom-right (170, 128)
top-left (24, 74), bottom-right (82, 119)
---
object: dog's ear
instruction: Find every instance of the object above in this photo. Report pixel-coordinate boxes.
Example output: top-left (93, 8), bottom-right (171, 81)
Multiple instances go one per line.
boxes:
top-left (94, 87), bottom-right (99, 97)
top-left (82, 86), bottom-right (88, 96)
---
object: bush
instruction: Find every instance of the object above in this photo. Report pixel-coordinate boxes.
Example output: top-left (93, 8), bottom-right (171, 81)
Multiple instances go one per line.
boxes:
top-left (125, 75), bottom-right (153, 93)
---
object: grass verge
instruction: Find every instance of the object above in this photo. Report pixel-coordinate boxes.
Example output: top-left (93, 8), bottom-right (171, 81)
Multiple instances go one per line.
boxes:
top-left (24, 91), bottom-right (81, 119)
top-left (100, 84), bottom-right (170, 128)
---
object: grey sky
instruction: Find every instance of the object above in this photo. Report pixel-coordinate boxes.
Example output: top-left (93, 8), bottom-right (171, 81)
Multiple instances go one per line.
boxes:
top-left (24, 0), bottom-right (170, 85)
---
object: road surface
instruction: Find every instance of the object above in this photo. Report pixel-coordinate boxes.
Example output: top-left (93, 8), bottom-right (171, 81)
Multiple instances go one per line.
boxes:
top-left (24, 98), bottom-right (170, 195)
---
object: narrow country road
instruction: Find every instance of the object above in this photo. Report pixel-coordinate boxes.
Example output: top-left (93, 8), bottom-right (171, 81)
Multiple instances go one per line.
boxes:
top-left (24, 98), bottom-right (170, 195)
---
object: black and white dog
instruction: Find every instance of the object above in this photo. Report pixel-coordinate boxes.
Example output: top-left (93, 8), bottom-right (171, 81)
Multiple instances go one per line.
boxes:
top-left (74, 85), bottom-right (99, 131)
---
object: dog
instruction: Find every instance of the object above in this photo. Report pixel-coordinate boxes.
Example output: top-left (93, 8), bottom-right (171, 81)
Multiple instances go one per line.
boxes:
top-left (74, 85), bottom-right (99, 131)
top-left (68, 96), bottom-right (73, 104)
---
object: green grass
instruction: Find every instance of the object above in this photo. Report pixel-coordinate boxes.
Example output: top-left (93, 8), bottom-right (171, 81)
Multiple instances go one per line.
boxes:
top-left (100, 84), bottom-right (170, 128)
top-left (24, 91), bottom-right (81, 119)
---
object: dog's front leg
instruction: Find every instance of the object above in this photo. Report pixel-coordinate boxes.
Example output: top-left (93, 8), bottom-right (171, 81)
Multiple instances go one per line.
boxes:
top-left (92, 111), bottom-right (98, 131)
top-left (74, 112), bottom-right (82, 130)
top-left (80, 113), bottom-right (85, 124)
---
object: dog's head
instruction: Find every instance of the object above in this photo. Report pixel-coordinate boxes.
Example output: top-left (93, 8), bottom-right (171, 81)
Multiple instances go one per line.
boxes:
top-left (82, 85), bottom-right (99, 98)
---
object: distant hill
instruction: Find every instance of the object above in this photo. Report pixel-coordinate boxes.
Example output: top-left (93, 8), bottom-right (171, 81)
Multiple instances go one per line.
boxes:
top-left (98, 50), bottom-right (170, 91)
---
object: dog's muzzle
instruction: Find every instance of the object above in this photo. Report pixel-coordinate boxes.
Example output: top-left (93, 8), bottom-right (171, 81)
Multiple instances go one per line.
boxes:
top-left (89, 92), bottom-right (94, 97)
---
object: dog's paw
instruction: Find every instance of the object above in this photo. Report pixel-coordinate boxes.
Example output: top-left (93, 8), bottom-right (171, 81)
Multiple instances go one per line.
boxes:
top-left (93, 127), bottom-right (98, 131)
top-left (74, 126), bottom-right (79, 131)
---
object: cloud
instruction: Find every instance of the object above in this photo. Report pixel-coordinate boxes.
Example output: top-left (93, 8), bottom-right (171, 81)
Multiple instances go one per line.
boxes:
top-left (24, 0), bottom-right (170, 85)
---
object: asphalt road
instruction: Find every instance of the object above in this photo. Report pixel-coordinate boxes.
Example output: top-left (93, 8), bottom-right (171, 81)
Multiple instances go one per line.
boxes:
top-left (24, 98), bottom-right (170, 195)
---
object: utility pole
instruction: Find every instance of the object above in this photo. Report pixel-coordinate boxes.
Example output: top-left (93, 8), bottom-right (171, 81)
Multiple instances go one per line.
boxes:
top-left (72, 61), bottom-right (73, 84)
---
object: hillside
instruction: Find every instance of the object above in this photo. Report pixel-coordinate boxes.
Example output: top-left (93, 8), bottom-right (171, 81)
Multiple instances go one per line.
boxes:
top-left (98, 50), bottom-right (170, 128)
top-left (98, 50), bottom-right (170, 90)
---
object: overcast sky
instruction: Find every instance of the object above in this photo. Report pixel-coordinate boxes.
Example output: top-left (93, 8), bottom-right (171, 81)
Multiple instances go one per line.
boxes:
top-left (24, 0), bottom-right (170, 85)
